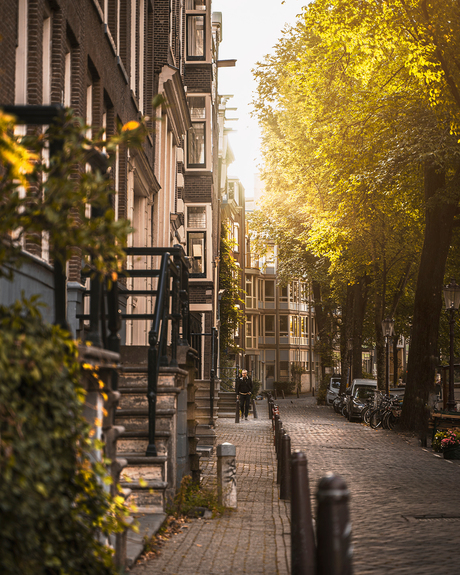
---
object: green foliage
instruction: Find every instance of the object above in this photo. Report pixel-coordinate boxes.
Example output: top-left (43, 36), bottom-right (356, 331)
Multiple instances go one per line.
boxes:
top-left (167, 475), bottom-right (225, 519)
top-left (0, 299), bottom-right (130, 575)
top-left (273, 380), bottom-right (296, 396)
top-left (251, 378), bottom-right (261, 399)
top-left (219, 222), bottom-right (245, 357)
top-left (0, 109), bottom-right (146, 277)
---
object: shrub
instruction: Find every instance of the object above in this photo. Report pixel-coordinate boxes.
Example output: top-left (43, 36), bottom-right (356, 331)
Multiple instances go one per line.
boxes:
top-left (251, 378), bottom-right (261, 398)
top-left (273, 380), bottom-right (296, 395)
top-left (0, 299), bottom-right (130, 574)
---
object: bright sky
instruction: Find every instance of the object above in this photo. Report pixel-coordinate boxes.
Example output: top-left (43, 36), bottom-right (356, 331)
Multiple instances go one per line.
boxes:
top-left (212, 0), bottom-right (305, 196)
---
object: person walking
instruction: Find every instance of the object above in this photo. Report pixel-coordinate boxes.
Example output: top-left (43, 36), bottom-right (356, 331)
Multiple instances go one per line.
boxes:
top-left (236, 369), bottom-right (253, 420)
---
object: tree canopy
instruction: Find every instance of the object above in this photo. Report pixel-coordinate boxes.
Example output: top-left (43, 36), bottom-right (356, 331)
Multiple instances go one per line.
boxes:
top-left (252, 1), bottom-right (460, 428)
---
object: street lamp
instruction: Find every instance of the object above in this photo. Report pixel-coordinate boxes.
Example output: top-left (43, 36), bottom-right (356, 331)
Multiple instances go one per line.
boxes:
top-left (443, 279), bottom-right (460, 411)
top-left (381, 317), bottom-right (395, 396)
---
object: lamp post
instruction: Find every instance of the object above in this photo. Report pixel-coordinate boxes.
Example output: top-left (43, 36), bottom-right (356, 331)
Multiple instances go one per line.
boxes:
top-left (443, 279), bottom-right (460, 412)
top-left (381, 317), bottom-right (395, 396)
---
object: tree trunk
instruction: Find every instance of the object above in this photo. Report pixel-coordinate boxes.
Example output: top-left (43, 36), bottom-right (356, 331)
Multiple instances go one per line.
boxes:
top-left (401, 162), bottom-right (456, 432)
top-left (351, 279), bottom-right (368, 380)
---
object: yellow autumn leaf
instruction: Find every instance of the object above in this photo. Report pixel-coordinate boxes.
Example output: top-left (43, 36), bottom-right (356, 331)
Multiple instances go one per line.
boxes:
top-left (122, 120), bottom-right (140, 132)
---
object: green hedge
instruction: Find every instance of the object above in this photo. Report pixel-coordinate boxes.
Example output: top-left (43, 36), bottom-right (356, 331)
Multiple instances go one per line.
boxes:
top-left (0, 299), bottom-right (128, 574)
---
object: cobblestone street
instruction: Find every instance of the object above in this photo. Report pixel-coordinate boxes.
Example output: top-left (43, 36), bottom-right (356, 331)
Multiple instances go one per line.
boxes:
top-left (130, 396), bottom-right (460, 575)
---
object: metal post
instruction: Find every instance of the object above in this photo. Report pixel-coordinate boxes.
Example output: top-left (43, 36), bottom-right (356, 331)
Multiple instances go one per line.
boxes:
top-left (282, 389), bottom-right (285, 399)
top-left (280, 434), bottom-right (291, 500)
top-left (385, 336), bottom-right (390, 396)
top-left (448, 309), bottom-right (457, 411)
top-left (316, 475), bottom-right (352, 575)
top-left (252, 397), bottom-right (258, 419)
top-left (210, 327), bottom-right (217, 424)
top-left (235, 398), bottom-right (240, 423)
top-left (291, 451), bottom-right (316, 575)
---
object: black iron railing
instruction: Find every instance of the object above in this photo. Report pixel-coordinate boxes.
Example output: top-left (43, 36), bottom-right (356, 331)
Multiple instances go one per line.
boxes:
top-left (81, 246), bottom-right (192, 456)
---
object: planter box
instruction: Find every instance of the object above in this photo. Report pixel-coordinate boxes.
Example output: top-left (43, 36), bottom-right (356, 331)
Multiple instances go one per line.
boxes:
top-left (443, 445), bottom-right (460, 460)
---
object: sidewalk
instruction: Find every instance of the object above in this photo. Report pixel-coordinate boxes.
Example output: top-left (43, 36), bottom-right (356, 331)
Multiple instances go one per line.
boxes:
top-left (130, 395), bottom-right (460, 575)
top-left (130, 404), bottom-right (290, 575)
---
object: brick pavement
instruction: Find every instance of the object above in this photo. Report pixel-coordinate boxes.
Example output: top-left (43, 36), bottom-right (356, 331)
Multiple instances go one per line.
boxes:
top-left (130, 406), bottom-right (290, 575)
top-left (129, 396), bottom-right (460, 575)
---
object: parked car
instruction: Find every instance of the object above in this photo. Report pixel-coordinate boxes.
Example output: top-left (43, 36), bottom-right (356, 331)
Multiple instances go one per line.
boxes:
top-left (347, 378), bottom-right (378, 422)
top-left (326, 376), bottom-right (342, 405)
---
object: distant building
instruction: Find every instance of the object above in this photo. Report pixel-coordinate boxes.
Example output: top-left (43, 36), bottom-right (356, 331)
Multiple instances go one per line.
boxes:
top-left (244, 175), bottom-right (319, 392)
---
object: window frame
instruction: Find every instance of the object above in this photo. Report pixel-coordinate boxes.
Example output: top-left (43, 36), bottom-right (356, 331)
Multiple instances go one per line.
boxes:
top-left (187, 230), bottom-right (206, 277)
top-left (185, 0), bottom-right (208, 62)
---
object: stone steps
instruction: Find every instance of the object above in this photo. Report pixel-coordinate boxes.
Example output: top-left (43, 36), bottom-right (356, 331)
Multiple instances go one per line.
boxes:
top-left (116, 368), bottom-right (172, 512)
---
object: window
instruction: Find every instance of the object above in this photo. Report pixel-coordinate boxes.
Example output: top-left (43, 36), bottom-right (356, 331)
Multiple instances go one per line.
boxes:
top-left (234, 224), bottom-right (239, 251)
top-left (188, 231), bottom-right (206, 276)
top-left (301, 317), bottom-right (308, 337)
top-left (42, 14), bottom-right (52, 104)
top-left (280, 316), bottom-right (289, 336)
top-left (265, 315), bottom-right (275, 336)
top-left (187, 96), bottom-right (207, 167)
top-left (280, 361), bottom-right (289, 377)
top-left (187, 15), bottom-right (205, 59)
top-left (280, 286), bottom-right (288, 302)
top-left (187, 206), bottom-right (206, 228)
top-left (265, 280), bottom-right (275, 302)
top-left (186, 0), bottom-right (206, 8)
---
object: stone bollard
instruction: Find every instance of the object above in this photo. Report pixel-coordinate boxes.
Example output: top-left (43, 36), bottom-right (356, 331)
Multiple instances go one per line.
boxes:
top-left (279, 434), bottom-right (291, 500)
top-left (235, 398), bottom-right (240, 423)
top-left (291, 451), bottom-right (316, 575)
top-left (252, 397), bottom-right (258, 419)
top-left (217, 443), bottom-right (237, 508)
top-left (316, 475), bottom-right (352, 575)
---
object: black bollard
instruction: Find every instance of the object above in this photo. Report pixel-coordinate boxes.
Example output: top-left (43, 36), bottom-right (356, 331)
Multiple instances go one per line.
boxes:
top-left (297, 387), bottom-right (300, 398)
top-left (291, 451), bottom-right (316, 575)
top-left (282, 389), bottom-right (285, 399)
top-left (269, 397), bottom-right (274, 419)
top-left (252, 398), bottom-right (258, 419)
top-left (316, 475), bottom-right (352, 575)
top-left (235, 398), bottom-right (240, 423)
top-left (280, 434), bottom-right (291, 500)
top-left (274, 415), bottom-right (280, 449)
top-left (274, 389), bottom-right (277, 400)
top-left (277, 429), bottom-right (285, 484)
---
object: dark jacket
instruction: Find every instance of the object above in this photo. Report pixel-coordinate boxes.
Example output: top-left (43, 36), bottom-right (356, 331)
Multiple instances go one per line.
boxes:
top-left (236, 375), bottom-right (253, 395)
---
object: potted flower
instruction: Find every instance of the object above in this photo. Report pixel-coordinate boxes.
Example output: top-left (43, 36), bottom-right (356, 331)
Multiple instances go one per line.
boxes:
top-left (432, 429), bottom-right (460, 459)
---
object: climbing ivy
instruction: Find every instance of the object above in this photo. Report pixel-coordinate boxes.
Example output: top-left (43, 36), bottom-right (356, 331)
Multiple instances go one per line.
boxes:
top-left (218, 222), bottom-right (245, 360)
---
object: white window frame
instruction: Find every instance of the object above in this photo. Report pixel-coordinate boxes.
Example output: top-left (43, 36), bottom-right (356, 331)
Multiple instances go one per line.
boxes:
top-left (15, 0), bottom-right (28, 104)
top-left (185, 0), bottom-right (209, 62)
top-left (186, 94), bottom-right (211, 170)
top-left (185, 204), bottom-right (211, 279)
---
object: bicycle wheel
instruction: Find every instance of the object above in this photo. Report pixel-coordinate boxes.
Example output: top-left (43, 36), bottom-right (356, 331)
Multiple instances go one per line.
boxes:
top-left (386, 412), bottom-right (399, 430)
top-left (362, 406), bottom-right (371, 425)
top-left (382, 411), bottom-right (391, 429)
top-left (369, 409), bottom-right (382, 429)
top-left (341, 404), bottom-right (348, 417)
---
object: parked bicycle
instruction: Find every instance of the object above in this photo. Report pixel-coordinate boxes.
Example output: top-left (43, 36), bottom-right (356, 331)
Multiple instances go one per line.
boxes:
top-left (369, 394), bottom-right (402, 430)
